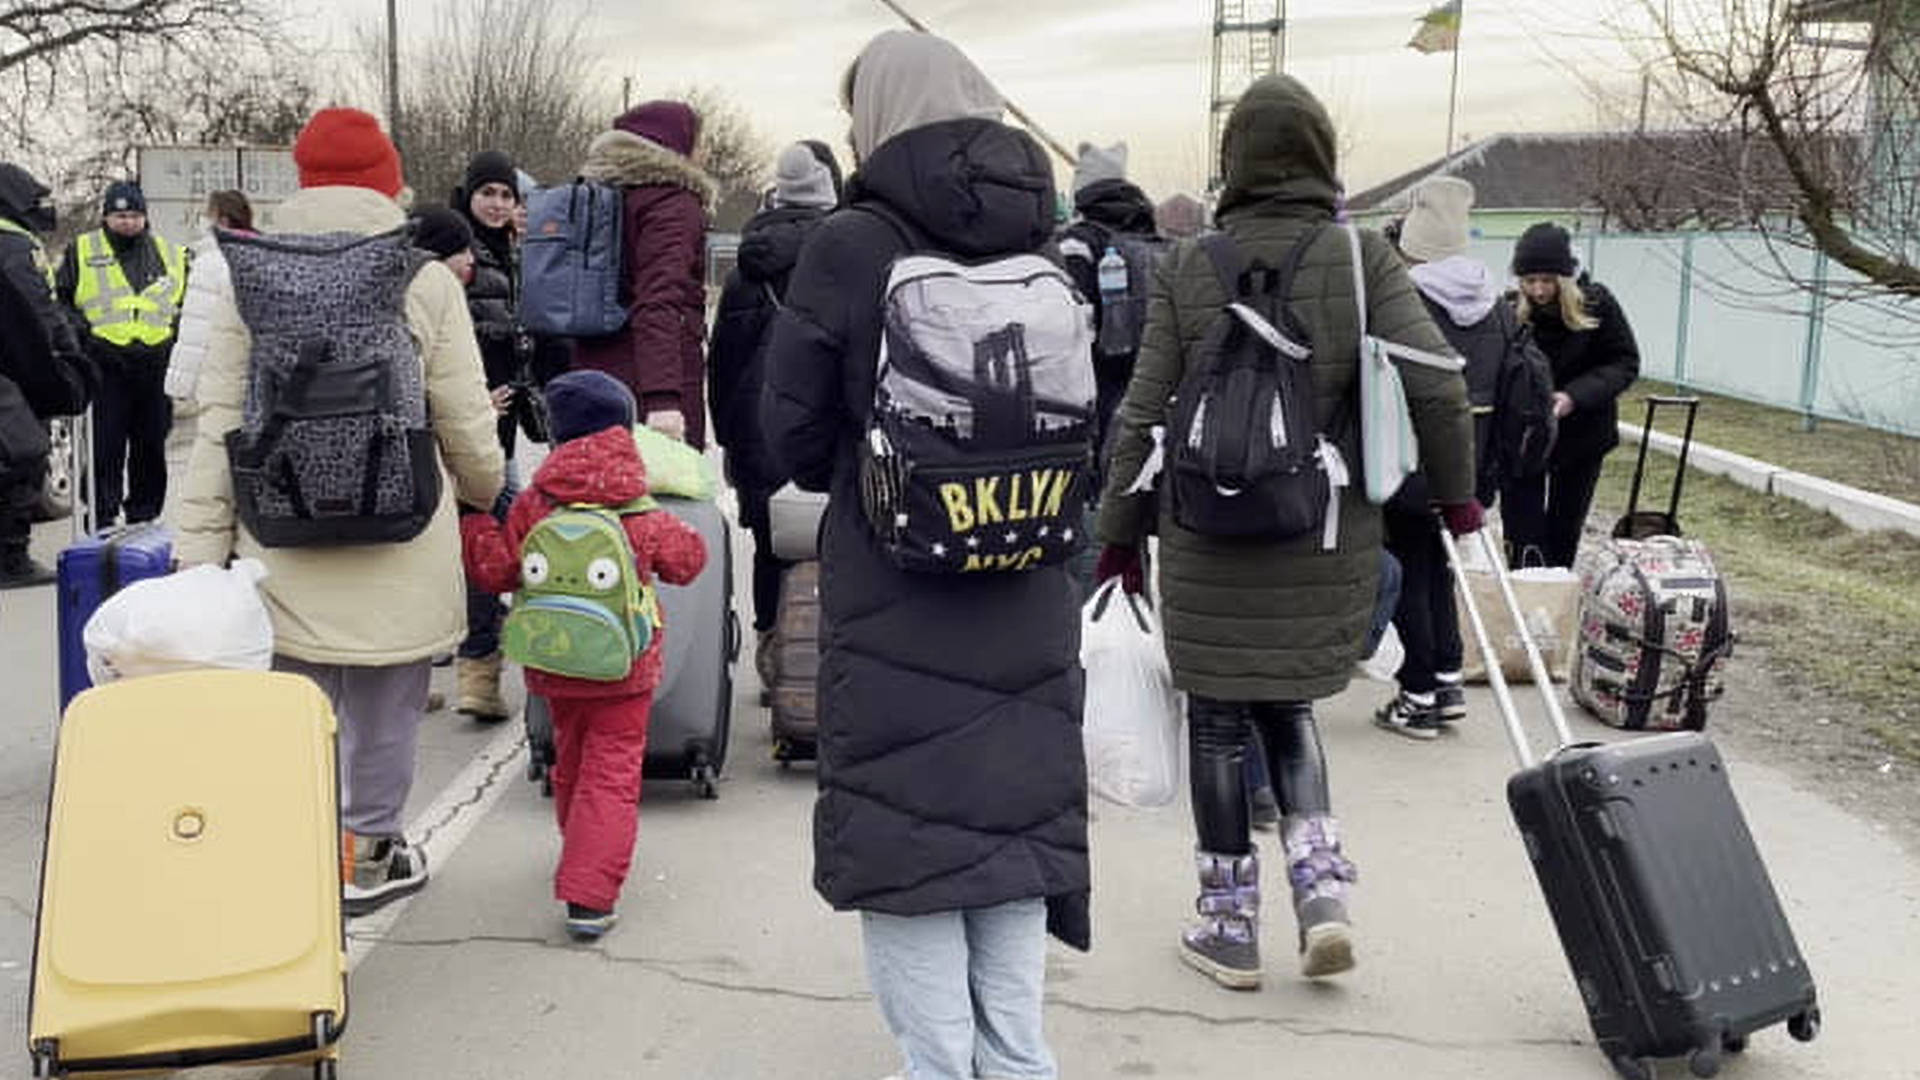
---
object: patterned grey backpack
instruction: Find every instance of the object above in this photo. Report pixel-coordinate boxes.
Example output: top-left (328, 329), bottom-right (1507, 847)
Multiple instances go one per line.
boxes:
top-left (218, 228), bottom-right (440, 548)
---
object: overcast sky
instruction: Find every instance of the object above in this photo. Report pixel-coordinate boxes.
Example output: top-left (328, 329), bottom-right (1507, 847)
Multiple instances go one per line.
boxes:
top-left (315, 0), bottom-right (1645, 199)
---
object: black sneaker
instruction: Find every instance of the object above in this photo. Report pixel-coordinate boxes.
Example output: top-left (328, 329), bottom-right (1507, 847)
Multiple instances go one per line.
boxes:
top-left (343, 834), bottom-right (428, 917)
top-left (566, 903), bottom-right (619, 941)
top-left (0, 554), bottom-right (55, 590)
top-left (1373, 693), bottom-right (1442, 741)
top-left (1433, 682), bottom-right (1467, 725)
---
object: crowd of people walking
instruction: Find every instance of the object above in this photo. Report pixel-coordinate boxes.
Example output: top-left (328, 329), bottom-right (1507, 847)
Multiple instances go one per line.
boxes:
top-left (0, 26), bottom-right (1646, 1080)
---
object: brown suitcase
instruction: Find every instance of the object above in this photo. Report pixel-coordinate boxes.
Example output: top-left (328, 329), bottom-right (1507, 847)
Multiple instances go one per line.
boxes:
top-left (770, 561), bottom-right (824, 762)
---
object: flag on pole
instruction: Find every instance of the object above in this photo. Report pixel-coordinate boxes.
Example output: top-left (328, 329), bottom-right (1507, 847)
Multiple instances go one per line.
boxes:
top-left (1408, 0), bottom-right (1463, 54)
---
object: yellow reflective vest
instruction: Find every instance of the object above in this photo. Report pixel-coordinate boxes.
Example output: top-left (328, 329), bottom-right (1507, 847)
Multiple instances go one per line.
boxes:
top-left (70, 229), bottom-right (187, 349)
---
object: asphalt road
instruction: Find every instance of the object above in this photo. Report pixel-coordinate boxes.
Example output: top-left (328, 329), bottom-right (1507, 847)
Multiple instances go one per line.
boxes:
top-left (1, 507), bottom-right (1914, 1080)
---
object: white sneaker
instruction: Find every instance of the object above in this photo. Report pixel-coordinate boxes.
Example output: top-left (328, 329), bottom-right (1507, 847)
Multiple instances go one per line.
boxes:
top-left (342, 834), bottom-right (428, 917)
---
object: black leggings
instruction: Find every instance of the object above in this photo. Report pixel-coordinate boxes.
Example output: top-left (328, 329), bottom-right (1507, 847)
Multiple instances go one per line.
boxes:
top-left (1189, 696), bottom-right (1330, 856)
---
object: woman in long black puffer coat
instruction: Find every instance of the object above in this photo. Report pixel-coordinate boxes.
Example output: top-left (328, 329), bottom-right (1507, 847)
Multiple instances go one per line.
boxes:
top-left (1505, 222), bottom-right (1641, 568)
top-left (761, 30), bottom-right (1088, 1080)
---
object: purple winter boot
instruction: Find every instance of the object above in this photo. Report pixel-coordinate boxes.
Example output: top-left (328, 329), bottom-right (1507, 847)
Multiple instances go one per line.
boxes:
top-left (1179, 849), bottom-right (1262, 990)
top-left (1285, 815), bottom-right (1358, 978)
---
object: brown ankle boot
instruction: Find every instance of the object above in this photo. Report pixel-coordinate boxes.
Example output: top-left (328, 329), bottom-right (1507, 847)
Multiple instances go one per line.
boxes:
top-left (455, 653), bottom-right (509, 721)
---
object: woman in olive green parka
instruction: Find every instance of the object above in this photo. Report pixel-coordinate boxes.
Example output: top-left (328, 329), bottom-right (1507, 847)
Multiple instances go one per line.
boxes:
top-left (1093, 75), bottom-right (1480, 988)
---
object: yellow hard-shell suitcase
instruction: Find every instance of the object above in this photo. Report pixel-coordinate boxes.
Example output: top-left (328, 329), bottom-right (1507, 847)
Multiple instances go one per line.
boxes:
top-left (29, 671), bottom-right (347, 1079)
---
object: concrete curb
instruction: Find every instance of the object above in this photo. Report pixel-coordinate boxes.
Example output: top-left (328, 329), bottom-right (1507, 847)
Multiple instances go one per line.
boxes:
top-left (1619, 422), bottom-right (1920, 539)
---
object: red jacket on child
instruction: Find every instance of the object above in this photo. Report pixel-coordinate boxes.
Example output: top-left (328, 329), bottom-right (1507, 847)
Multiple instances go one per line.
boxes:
top-left (461, 426), bottom-right (707, 699)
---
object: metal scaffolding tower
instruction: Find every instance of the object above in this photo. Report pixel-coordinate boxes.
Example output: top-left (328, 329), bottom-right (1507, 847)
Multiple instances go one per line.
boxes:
top-left (1210, 0), bottom-right (1287, 192)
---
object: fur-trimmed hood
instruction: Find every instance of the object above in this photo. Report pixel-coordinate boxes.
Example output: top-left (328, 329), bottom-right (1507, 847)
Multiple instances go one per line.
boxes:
top-left (580, 129), bottom-right (716, 209)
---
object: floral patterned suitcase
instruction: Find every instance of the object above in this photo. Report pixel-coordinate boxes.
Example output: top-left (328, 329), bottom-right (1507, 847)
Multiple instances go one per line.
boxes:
top-left (1572, 536), bottom-right (1732, 731)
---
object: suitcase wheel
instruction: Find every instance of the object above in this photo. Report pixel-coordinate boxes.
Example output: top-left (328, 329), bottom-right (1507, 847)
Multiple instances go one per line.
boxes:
top-left (1721, 1033), bottom-right (1747, 1056)
top-left (29, 1040), bottom-right (55, 1079)
top-left (1609, 1055), bottom-right (1652, 1080)
top-left (1788, 1007), bottom-right (1821, 1043)
top-left (1688, 1045), bottom-right (1723, 1079)
top-left (692, 762), bottom-right (720, 800)
top-left (312, 1011), bottom-right (339, 1080)
top-left (541, 775), bottom-right (554, 798)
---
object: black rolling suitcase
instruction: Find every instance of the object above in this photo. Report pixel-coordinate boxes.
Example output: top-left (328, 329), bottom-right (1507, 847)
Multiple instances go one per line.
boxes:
top-left (1442, 527), bottom-right (1819, 1080)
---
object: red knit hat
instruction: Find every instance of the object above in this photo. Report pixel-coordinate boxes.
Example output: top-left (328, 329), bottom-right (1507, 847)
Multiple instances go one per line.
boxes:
top-left (294, 108), bottom-right (404, 197)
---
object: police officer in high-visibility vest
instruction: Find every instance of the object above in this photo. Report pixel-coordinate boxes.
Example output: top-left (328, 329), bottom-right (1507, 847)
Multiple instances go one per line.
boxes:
top-left (0, 162), bottom-right (92, 588)
top-left (55, 180), bottom-right (187, 526)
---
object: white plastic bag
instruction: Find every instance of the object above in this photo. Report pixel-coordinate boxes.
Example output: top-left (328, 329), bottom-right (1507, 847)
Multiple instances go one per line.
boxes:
top-left (85, 559), bottom-right (275, 684)
top-left (768, 482), bottom-right (829, 561)
top-left (1359, 623), bottom-right (1405, 683)
top-left (1080, 580), bottom-right (1182, 808)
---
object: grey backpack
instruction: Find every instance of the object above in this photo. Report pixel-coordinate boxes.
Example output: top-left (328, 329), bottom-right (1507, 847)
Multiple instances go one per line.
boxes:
top-left (218, 228), bottom-right (441, 548)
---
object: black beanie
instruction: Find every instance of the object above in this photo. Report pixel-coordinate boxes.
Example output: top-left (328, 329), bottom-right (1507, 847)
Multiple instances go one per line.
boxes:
top-left (544, 370), bottom-right (636, 443)
top-left (410, 205), bottom-right (473, 260)
top-left (1512, 222), bottom-right (1576, 278)
top-left (102, 180), bottom-right (146, 216)
top-left (463, 150), bottom-right (520, 203)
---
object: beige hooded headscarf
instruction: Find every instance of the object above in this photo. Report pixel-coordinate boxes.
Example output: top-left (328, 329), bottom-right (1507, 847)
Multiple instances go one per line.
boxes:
top-left (845, 30), bottom-right (1005, 164)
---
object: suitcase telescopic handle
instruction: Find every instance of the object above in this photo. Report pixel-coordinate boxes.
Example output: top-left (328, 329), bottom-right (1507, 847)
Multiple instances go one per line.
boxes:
top-left (1438, 525), bottom-right (1577, 771)
top-left (1625, 395), bottom-right (1701, 528)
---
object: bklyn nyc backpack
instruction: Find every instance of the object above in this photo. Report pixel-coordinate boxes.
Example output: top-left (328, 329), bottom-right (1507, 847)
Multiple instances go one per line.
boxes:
top-left (855, 206), bottom-right (1098, 575)
top-left (520, 180), bottom-right (628, 338)
top-left (218, 228), bottom-right (441, 548)
top-left (502, 498), bottom-right (661, 682)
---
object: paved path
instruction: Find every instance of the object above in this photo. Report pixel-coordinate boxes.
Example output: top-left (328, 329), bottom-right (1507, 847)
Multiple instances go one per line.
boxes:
top-left (0, 513), bottom-right (1913, 1080)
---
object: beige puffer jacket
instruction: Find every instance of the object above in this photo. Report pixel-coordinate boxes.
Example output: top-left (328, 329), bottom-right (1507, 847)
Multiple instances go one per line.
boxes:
top-left (171, 185), bottom-right (505, 665)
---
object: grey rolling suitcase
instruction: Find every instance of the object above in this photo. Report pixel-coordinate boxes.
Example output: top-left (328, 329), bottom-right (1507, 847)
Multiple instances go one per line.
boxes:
top-left (643, 496), bottom-right (739, 798)
top-left (1443, 528), bottom-right (1819, 1080)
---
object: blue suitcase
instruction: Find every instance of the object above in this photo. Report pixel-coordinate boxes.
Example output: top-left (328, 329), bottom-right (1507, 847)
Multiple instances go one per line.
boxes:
top-left (56, 524), bottom-right (173, 708)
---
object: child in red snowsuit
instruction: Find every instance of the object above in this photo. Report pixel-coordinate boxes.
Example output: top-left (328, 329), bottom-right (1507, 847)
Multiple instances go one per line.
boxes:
top-left (461, 370), bottom-right (706, 939)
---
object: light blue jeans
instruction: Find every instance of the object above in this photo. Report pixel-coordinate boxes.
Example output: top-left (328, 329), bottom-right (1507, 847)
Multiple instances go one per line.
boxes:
top-left (860, 898), bottom-right (1057, 1080)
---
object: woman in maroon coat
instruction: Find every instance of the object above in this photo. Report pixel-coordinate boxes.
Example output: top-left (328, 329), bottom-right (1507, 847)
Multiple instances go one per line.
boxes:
top-left (575, 100), bottom-right (717, 447)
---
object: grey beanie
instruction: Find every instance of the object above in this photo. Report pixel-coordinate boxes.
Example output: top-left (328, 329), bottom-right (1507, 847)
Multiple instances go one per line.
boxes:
top-left (1398, 176), bottom-right (1475, 263)
top-left (1072, 141), bottom-right (1128, 195)
top-left (773, 143), bottom-right (837, 210)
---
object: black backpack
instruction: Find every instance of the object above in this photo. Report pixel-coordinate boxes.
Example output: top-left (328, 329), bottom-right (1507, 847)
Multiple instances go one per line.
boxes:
top-left (1491, 304), bottom-right (1558, 480)
top-left (1168, 227), bottom-right (1345, 544)
top-left (1085, 227), bottom-right (1168, 361)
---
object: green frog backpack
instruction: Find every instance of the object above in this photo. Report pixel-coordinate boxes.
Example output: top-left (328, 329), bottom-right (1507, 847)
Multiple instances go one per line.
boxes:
top-left (502, 498), bottom-right (661, 681)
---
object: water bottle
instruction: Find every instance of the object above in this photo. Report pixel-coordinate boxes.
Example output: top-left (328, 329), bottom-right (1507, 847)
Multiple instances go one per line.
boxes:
top-left (1097, 246), bottom-right (1134, 356)
top-left (1097, 246), bottom-right (1128, 302)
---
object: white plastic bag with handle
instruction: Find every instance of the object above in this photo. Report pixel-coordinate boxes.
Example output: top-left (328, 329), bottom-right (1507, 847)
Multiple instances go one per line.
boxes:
top-left (84, 559), bottom-right (275, 684)
top-left (1080, 580), bottom-right (1183, 808)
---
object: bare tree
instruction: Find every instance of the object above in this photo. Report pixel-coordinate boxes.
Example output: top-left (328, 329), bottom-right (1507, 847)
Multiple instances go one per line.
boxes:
top-left (1, 0), bottom-right (284, 154)
top-left (1607, 0), bottom-right (1920, 298)
top-left (52, 50), bottom-right (315, 205)
top-left (672, 84), bottom-right (775, 209)
top-left (355, 0), bottom-right (608, 205)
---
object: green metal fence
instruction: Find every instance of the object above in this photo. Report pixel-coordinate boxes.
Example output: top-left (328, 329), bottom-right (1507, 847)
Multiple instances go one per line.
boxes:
top-left (1459, 231), bottom-right (1919, 437)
